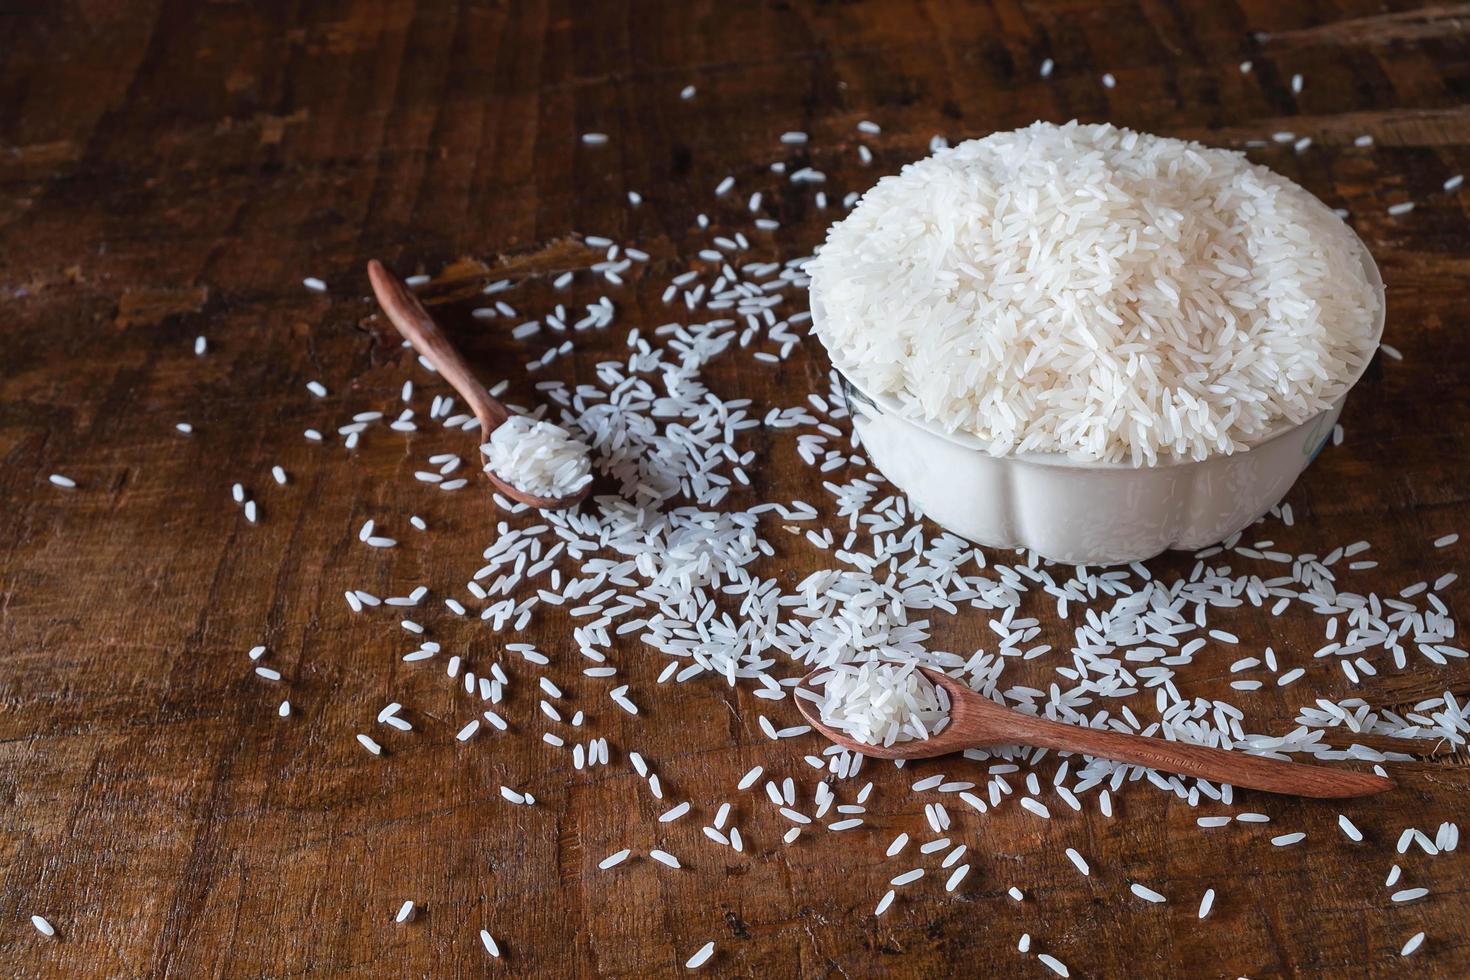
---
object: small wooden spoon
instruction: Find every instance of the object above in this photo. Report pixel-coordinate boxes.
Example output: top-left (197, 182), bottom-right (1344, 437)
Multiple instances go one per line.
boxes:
top-left (796, 664), bottom-right (1394, 799)
top-left (367, 260), bottom-right (590, 510)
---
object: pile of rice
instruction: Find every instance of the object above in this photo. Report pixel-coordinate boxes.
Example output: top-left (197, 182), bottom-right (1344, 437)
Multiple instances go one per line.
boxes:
top-left (808, 121), bottom-right (1382, 464)
top-left (482, 415), bottom-right (593, 498)
top-left (804, 662), bottom-right (952, 747)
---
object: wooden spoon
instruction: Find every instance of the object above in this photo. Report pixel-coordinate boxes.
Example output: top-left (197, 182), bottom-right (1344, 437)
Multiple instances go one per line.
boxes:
top-left (367, 259), bottom-right (590, 510)
top-left (796, 664), bottom-right (1394, 799)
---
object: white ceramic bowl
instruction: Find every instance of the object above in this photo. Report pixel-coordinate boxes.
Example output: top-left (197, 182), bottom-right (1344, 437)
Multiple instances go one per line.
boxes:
top-left (817, 243), bottom-right (1385, 566)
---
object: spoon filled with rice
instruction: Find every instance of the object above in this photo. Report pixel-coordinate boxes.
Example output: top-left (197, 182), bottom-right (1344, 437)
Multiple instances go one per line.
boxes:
top-left (796, 662), bottom-right (1394, 798)
top-left (368, 260), bottom-right (593, 509)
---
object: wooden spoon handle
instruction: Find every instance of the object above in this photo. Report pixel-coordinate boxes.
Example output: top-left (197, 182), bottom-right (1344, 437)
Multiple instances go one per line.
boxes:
top-left (367, 260), bottom-right (508, 431)
top-left (998, 713), bottom-right (1393, 798)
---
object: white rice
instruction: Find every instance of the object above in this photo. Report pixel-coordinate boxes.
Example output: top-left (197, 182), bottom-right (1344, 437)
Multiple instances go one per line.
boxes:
top-left (1130, 882), bottom-right (1166, 903)
top-left (598, 848), bottom-right (631, 870)
top-left (1038, 953), bottom-right (1070, 977)
top-left (483, 415), bottom-right (593, 498)
top-left (685, 941), bottom-right (715, 969)
top-left (808, 121), bottom-right (1381, 464)
top-left (806, 661), bottom-right (949, 746)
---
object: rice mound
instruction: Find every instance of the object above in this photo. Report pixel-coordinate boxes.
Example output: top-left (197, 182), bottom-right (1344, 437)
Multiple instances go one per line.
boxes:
top-left (482, 415), bottom-right (593, 498)
top-left (808, 121), bottom-right (1382, 465)
top-left (811, 661), bottom-right (951, 747)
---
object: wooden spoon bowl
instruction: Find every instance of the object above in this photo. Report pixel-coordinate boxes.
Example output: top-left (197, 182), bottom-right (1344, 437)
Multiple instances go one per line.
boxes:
top-left (796, 663), bottom-right (1394, 799)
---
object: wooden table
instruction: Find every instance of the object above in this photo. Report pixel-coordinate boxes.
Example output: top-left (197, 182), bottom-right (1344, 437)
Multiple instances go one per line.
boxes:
top-left (4, 2), bottom-right (1469, 976)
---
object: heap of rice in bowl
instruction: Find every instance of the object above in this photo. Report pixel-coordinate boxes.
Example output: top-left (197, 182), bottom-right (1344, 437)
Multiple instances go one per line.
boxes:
top-left (808, 121), bottom-right (1382, 465)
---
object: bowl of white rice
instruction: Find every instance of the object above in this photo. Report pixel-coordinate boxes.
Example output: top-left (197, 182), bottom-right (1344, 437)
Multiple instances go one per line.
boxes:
top-left (809, 121), bottom-right (1385, 565)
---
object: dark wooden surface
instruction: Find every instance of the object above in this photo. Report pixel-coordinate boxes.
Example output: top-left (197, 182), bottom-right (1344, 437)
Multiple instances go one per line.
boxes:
top-left (3, 1), bottom-right (1470, 976)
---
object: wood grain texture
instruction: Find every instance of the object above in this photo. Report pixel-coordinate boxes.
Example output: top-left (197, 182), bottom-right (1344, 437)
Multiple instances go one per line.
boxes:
top-left (2, 1), bottom-right (1469, 976)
